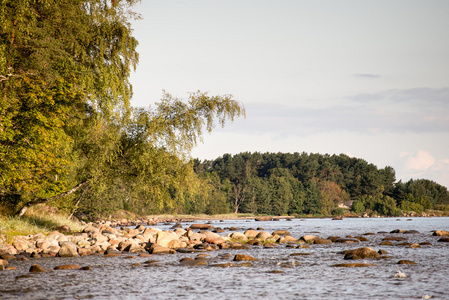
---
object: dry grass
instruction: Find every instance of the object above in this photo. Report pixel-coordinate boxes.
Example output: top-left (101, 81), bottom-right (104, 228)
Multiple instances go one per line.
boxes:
top-left (0, 204), bottom-right (85, 244)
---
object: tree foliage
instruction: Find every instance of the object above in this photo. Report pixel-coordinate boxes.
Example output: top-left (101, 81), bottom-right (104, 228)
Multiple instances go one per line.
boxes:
top-left (0, 0), bottom-right (246, 217)
top-left (194, 152), bottom-right (449, 216)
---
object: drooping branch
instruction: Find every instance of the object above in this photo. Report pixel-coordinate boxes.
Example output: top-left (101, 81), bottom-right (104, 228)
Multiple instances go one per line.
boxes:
top-left (16, 181), bottom-right (90, 217)
top-left (0, 67), bottom-right (36, 82)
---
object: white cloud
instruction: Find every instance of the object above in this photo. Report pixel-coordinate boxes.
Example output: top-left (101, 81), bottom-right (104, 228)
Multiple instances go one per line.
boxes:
top-left (397, 150), bottom-right (449, 188)
top-left (402, 150), bottom-right (436, 171)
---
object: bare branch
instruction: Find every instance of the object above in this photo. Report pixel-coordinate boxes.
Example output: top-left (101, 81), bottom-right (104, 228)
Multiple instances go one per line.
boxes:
top-left (15, 181), bottom-right (90, 217)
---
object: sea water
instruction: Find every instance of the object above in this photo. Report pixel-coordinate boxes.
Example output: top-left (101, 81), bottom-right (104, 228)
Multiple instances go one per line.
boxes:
top-left (1, 217), bottom-right (448, 300)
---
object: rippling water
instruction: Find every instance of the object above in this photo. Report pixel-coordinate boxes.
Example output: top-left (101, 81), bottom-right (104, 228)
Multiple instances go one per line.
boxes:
top-left (1, 217), bottom-right (448, 300)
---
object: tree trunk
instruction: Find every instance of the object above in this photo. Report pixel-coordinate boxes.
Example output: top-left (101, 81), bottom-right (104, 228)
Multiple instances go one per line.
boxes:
top-left (16, 181), bottom-right (89, 217)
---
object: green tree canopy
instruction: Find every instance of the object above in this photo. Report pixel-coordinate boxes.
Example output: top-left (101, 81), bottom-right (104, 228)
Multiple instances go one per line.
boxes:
top-left (1, 0), bottom-right (246, 217)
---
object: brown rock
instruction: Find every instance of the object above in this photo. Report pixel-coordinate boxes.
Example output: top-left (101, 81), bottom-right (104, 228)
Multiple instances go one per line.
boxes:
top-left (244, 230), bottom-right (260, 239)
top-left (255, 216), bottom-right (272, 221)
top-left (272, 230), bottom-right (290, 236)
top-left (58, 241), bottom-right (79, 257)
top-left (332, 263), bottom-right (376, 267)
top-left (56, 225), bottom-right (71, 233)
top-left (379, 241), bottom-right (393, 246)
top-left (135, 225), bottom-right (146, 231)
top-left (382, 236), bottom-right (407, 241)
top-left (397, 242), bottom-right (411, 246)
top-left (147, 244), bottom-right (176, 254)
top-left (189, 224), bottom-right (215, 230)
top-left (355, 236), bottom-right (369, 242)
top-left (327, 236), bottom-right (341, 242)
top-left (35, 239), bottom-right (51, 251)
top-left (282, 236), bottom-right (298, 243)
top-left (255, 231), bottom-right (272, 241)
top-left (12, 239), bottom-right (30, 252)
top-left (54, 264), bottom-right (81, 270)
top-left (83, 225), bottom-right (99, 235)
top-left (138, 253), bottom-right (153, 257)
top-left (29, 264), bottom-right (51, 273)
top-left (438, 237), bottom-right (449, 243)
top-left (247, 239), bottom-right (263, 246)
top-left (344, 247), bottom-right (381, 260)
top-left (233, 254), bottom-right (258, 261)
top-left (230, 232), bottom-right (248, 241)
top-left (236, 262), bottom-right (253, 267)
top-left (78, 248), bottom-right (93, 256)
top-left (403, 230), bottom-right (419, 234)
top-left (390, 229), bottom-right (406, 233)
top-left (0, 254), bottom-right (16, 260)
top-left (180, 259), bottom-right (208, 266)
top-left (398, 260), bottom-right (417, 265)
top-left (0, 259), bottom-right (8, 267)
top-left (210, 263), bottom-right (235, 267)
top-left (420, 242), bottom-right (432, 246)
top-left (433, 230), bottom-right (449, 236)
top-left (314, 238), bottom-right (332, 244)
top-left (301, 235), bottom-right (318, 243)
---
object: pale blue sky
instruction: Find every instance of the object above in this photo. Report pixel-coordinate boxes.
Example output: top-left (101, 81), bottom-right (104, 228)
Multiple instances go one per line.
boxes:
top-left (129, 0), bottom-right (449, 188)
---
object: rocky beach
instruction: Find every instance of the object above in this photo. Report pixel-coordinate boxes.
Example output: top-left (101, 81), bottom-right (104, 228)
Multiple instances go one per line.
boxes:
top-left (1, 217), bottom-right (448, 299)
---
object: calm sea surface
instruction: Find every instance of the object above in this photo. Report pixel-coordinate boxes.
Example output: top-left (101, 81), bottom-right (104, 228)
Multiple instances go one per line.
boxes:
top-left (1, 217), bottom-right (448, 300)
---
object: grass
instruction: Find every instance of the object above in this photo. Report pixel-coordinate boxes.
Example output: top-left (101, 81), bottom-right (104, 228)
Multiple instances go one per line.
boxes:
top-left (0, 205), bottom-right (85, 244)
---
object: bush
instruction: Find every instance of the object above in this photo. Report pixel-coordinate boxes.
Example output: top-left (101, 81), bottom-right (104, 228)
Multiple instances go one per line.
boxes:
top-left (351, 200), bottom-right (365, 214)
top-left (332, 207), bottom-right (348, 216)
top-left (400, 201), bottom-right (424, 214)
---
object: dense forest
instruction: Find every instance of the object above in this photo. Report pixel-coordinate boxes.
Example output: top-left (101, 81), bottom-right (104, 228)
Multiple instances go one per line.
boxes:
top-left (1, 1), bottom-right (448, 220)
top-left (192, 152), bottom-right (449, 217)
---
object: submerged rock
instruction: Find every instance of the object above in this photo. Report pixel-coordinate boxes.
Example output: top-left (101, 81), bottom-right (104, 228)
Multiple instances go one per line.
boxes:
top-left (210, 263), bottom-right (235, 268)
top-left (335, 238), bottom-right (359, 244)
top-left (332, 263), bottom-right (376, 267)
top-left (29, 264), bottom-right (52, 273)
top-left (255, 216), bottom-right (272, 221)
top-left (54, 264), bottom-right (81, 270)
top-left (314, 238), bottom-right (332, 244)
top-left (0, 259), bottom-right (8, 267)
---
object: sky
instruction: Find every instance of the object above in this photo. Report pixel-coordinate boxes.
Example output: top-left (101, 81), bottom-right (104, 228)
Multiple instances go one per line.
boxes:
top-left (128, 0), bottom-right (449, 189)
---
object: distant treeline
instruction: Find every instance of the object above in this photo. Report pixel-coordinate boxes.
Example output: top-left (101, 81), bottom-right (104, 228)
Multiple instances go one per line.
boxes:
top-left (192, 152), bottom-right (449, 216)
